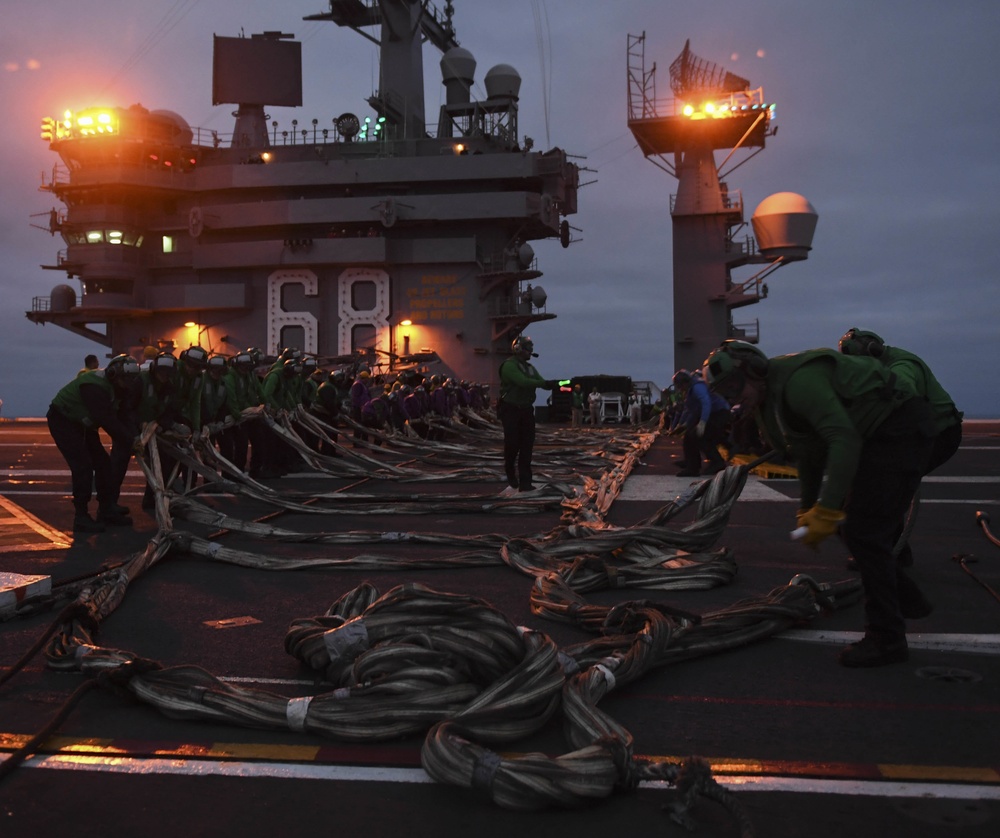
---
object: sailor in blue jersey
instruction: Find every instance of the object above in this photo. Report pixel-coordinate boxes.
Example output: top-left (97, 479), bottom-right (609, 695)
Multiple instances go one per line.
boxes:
top-left (672, 369), bottom-right (730, 476)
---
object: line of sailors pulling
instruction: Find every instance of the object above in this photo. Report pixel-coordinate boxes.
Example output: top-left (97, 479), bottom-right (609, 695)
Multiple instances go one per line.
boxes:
top-left (47, 345), bottom-right (491, 533)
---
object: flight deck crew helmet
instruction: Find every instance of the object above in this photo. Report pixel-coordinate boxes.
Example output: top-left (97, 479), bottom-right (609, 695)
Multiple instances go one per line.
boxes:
top-left (672, 369), bottom-right (692, 389)
top-left (232, 352), bottom-right (254, 371)
top-left (206, 354), bottom-right (228, 375)
top-left (182, 345), bottom-right (209, 370)
top-left (511, 335), bottom-right (535, 357)
top-left (838, 327), bottom-right (885, 358)
top-left (151, 353), bottom-right (178, 375)
top-left (702, 340), bottom-right (769, 402)
top-left (105, 354), bottom-right (140, 385)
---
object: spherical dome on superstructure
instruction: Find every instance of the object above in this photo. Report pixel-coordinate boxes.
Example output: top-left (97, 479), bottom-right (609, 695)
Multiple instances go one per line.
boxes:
top-left (441, 47), bottom-right (476, 84)
top-left (150, 109), bottom-right (194, 144)
top-left (50, 284), bottom-right (77, 312)
top-left (484, 64), bottom-right (521, 100)
top-left (516, 242), bottom-right (534, 270)
top-left (754, 192), bottom-right (817, 217)
top-left (751, 192), bottom-right (818, 262)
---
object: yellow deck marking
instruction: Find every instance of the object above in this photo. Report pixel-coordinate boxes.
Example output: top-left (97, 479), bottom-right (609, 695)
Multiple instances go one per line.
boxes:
top-left (0, 493), bottom-right (71, 550)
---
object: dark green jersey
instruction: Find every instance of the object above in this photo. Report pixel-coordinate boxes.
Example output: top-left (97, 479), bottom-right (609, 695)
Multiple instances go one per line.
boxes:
top-left (50, 370), bottom-right (134, 444)
top-left (880, 346), bottom-right (962, 434)
top-left (51, 371), bottom-right (115, 426)
top-left (758, 350), bottom-right (920, 510)
top-left (498, 357), bottom-right (547, 407)
top-left (224, 367), bottom-right (261, 412)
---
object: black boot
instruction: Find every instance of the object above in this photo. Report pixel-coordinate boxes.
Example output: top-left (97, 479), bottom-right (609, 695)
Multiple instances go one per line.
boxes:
top-left (98, 504), bottom-right (133, 526)
top-left (897, 572), bottom-right (934, 620)
top-left (838, 635), bottom-right (909, 667)
top-left (73, 513), bottom-right (105, 533)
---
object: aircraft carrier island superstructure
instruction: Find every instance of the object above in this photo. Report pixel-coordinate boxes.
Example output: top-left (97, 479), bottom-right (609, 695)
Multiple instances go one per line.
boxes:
top-left (30, 0), bottom-right (580, 389)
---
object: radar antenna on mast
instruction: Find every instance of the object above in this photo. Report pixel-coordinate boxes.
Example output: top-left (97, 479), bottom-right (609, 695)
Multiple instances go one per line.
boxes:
top-left (669, 39), bottom-right (749, 98)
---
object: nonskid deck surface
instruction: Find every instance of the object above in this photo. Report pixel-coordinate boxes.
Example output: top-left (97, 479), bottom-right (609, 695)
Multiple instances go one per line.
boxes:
top-left (1, 418), bottom-right (998, 838)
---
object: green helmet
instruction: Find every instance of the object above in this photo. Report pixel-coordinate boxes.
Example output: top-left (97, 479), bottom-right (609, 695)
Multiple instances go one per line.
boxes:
top-left (702, 340), bottom-right (768, 401)
top-left (838, 327), bottom-right (885, 358)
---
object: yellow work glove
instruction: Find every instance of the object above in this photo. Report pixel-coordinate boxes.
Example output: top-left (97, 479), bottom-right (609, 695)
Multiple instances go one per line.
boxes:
top-left (797, 504), bottom-right (845, 549)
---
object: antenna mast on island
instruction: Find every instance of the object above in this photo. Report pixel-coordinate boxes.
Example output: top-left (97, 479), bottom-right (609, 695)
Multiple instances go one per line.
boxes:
top-left (626, 35), bottom-right (817, 374)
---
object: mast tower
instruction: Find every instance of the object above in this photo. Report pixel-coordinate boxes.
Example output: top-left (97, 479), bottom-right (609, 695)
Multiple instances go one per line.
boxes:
top-left (626, 35), bottom-right (816, 373)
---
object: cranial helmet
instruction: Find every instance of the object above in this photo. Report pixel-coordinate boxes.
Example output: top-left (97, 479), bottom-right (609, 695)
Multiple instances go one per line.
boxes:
top-left (702, 340), bottom-right (769, 401)
top-left (838, 327), bottom-right (885, 358)
top-left (183, 345), bottom-right (209, 370)
top-left (106, 354), bottom-right (140, 385)
top-left (511, 335), bottom-right (534, 355)
top-left (671, 369), bottom-right (692, 388)
top-left (151, 353), bottom-right (177, 374)
top-left (207, 354), bottom-right (228, 373)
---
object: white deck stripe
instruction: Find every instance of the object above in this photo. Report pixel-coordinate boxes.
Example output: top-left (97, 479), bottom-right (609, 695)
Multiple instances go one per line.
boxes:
top-left (6, 754), bottom-right (998, 800)
top-left (616, 475), bottom-right (998, 502)
top-left (780, 629), bottom-right (1000, 655)
top-left (618, 476), bottom-right (791, 501)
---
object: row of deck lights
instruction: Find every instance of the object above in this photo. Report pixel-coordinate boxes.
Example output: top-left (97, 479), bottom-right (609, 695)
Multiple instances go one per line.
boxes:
top-left (269, 116), bottom-right (387, 145)
top-left (680, 102), bottom-right (776, 119)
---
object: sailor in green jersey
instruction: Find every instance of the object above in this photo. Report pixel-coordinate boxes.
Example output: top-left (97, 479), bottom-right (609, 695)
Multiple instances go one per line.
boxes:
top-left (570, 383), bottom-right (584, 428)
top-left (838, 328), bottom-right (962, 475)
top-left (47, 354), bottom-right (140, 533)
top-left (136, 352), bottom-right (186, 511)
top-left (259, 358), bottom-right (305, 476)
top-left (201, 354), bottom-right (238, 467)
top-left (703, 340), bottom-right (936, 668)
top-left (224, 352), bottom-right (264, 474)
top-left (262, 357), bottom-right (304, 410)
top-left (176, 345), bottom-right (208, 433)
top-left (497, 335), bottom-right (557, 494)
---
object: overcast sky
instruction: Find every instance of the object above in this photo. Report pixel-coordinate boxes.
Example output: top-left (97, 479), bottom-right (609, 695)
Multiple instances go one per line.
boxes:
top-left (1, 0), bottom-right (997, 417)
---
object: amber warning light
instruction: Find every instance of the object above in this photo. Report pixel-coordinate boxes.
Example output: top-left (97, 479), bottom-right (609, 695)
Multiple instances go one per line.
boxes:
top-left (42, 109), bottom-right (121, 142)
